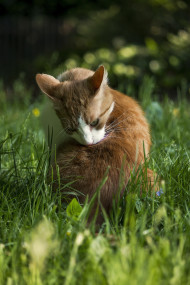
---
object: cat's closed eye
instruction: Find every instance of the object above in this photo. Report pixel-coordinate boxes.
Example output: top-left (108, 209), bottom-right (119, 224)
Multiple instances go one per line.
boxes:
top-left (90, 118), bottom-right (99, 127)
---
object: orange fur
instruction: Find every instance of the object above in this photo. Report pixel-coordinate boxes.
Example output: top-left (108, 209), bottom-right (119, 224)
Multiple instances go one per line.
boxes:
top-left (36, 66), bottom-right (158, 223)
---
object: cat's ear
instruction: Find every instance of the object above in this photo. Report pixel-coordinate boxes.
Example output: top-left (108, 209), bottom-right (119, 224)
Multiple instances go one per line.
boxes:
top-left (88, 65), bottom-right (108, 92)
top-left (36, 74), bottom-right (61, 100)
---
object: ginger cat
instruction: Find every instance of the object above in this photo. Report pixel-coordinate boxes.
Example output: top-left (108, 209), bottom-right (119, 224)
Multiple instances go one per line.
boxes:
top-left (36, 66), bottom-right (156, 223)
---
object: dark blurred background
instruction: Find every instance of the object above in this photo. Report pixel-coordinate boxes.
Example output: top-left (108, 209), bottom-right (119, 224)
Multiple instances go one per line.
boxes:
top-left (0, 0), bottom-right (190, 97)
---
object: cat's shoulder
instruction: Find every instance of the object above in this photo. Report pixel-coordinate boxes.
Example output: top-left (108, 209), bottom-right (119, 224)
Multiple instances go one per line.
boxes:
top-left (110, 88), bottom-right (142, 111)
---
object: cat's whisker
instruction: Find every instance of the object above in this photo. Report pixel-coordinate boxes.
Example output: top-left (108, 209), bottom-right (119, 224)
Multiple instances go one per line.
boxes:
top-left (58, 127), bottom-right (67, 134)
top-left (105, 125), bottom-right (145, 137)
top-left (108, 114), bottom-right (134, 127)
top-left (108, 127), bottom-right (144, 133)
top-left (106, 115), bottom-right (134, 132)
top-left (56, 127), bottom-right (70, 138)
top-left (106, 135), bottom-right (123, 140)
top-left (106, 113), bottom-right (129, 129)
top-left (106, 113), bottom-right (125, 129)
top-left (105, 130), bottom-right (123, 137)
top-left (116, 126), bottom-right (143, 131)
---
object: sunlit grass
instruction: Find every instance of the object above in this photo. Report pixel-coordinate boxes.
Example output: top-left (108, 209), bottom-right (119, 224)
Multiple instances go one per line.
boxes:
top-left (0, 77), bottom-right (190, 284)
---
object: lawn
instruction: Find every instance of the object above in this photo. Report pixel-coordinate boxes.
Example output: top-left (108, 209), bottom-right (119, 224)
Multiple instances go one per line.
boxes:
top-left (0, 77), bottom-right (190, 284)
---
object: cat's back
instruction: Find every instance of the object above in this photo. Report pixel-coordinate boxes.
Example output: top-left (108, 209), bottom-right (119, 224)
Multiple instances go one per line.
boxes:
top-left (111, 88), bottom-right (146, 120)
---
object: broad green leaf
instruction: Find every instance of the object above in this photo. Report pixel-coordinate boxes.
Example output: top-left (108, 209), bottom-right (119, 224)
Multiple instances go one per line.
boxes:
top-left (66, 198), bottom-right (82, 220)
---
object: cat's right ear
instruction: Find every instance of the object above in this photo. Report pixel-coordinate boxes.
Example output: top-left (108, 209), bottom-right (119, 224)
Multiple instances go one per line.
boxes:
top-left (88, 65), bottom-right (108, 93)
top-left (35, 74), bottom-right (60, 100)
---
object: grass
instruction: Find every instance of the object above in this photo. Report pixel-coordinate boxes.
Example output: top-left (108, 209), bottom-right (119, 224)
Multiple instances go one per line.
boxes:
top-left (0, 77), bottom-right (190, 284)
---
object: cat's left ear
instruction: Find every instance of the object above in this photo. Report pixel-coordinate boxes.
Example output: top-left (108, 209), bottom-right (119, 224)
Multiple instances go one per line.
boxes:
top-left (88, 65), bottom-right (108, 92)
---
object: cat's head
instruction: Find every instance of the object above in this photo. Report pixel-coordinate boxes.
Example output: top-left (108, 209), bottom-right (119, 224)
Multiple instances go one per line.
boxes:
top-left (36, 65), bottom-right (114, 145)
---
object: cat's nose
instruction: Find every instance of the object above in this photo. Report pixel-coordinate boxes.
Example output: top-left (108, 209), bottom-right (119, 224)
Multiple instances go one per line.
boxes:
top-left (83, 134), bottom-right (93, 145)
top-left (85, 138), bottom-right (93, 145)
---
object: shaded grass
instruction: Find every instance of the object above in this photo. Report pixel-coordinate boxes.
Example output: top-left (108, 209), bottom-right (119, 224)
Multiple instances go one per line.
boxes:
top-left (0, 79), bottom-right (190, 284)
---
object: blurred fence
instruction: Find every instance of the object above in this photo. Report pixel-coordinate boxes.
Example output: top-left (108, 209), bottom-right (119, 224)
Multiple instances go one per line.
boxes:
top-left (0, 16), bottom-right (74, 84)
